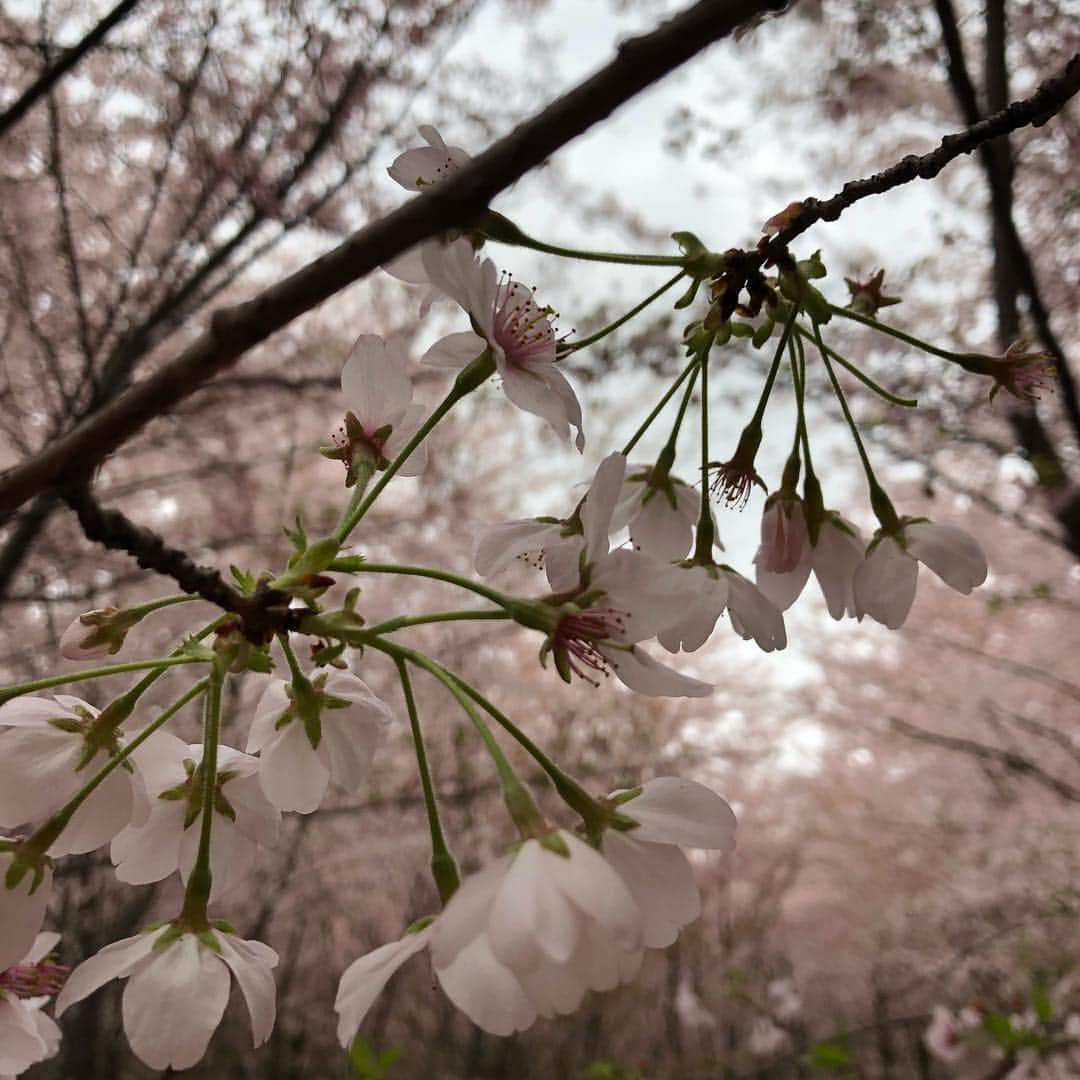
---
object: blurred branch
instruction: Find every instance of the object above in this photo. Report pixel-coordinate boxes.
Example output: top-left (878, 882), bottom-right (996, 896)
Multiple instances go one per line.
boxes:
top-left (0, 0), bottom-right (142, 138)
top-left (890, 716), bottom-right (1080, 803)
top-left (0, 0), bottom-right (787, 519)
top-left (765, 53), bottom-right (1080, 255)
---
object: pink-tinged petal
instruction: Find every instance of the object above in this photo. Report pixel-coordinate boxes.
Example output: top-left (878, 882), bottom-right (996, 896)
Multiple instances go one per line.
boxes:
top-left (0, 996), bottom-right (52, 1073)
top-left (420, 239), bottom-right (483, 316)
top-left (619, 777), bottom-right (737, 850)
top-left (591, 550), bottom-right (701, 642)
top-left (602, 644), bottom-right (713, 698)
top-left (258, 722), bottom-right (330, 814)
top-left (546, 833), bottom-right (642, 955)
top-left (55, 930), bottom-right (159, 1017)
top-left (755, 499), bottom-right (809, 574)
top-left (854, 537), bottom-right (918, 629)
top-left (474, 520), bottom-right (564, 577)
top-left (248, 680), bottom-right (289, 754)
top-left (341, 336), bottom-right (413, 431)
top-left (387, 127), bottom-right (469, 190)
top-left (516, 957), bottom-right (588, 1018)
top-left (725, 573), bottom-right (787, 652)
top-left (657, 568), bottom-right (728, 654)
top-left (382, 401), bottom-right (429, 476)
top-left (335, 926), bottom-right (432, 1046)
top-left (217, 932), bottom-right (278, 1048)
top-left (544, 535), bottom-right (586, 593)
top-left (628, 487), bottom-right (694, 562)
top-left (0, 726), bottom-right (82, 827)
top-left (0, 694), bottom-right (86, 728)
top-left (488, 841), bottom-right (579, 971)
top-left (0, 855), bottom-right (52, 973)
top-left (906, 522), bottom-right (988, 594)
top-left (122, 935), bottom-right (229, 1071)
top-left (580, 454), bottom-right (627, 565)
top-left (421, 330), bottom-right (487, 370)
top-left (498, 362), bottom-right (579, 447)
top-left (50, 759), bottom-right (134, 856)
top-left (602, 833), bottom-right (700, 948)
top-left (430, 857), bottom-right (510, 969)
top-left (435, 934), bottom-right (537, 1036)
top-left (382, 244), bottom-right (430, 284)
top-left (811, 518), bottom-right (864, 619)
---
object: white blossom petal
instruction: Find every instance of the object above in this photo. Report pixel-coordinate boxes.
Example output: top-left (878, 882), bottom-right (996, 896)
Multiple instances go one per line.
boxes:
top-left (619, 777), bottom-right (737, 850)
top-left (421, 330), bottom-right (487, 370)
top-left (811, 518), bottom-right (864, 619)
top-left (854, 537), bottom-right (918, 629)
top-left (906, 521), bottom-right (988, 594)
top-left (474, 520), bottom-right (564, 577)
top-left (340, 336), bottom-right (412, 431)
top-left (602, 644), bottom-right (712, 698)
top-left (55, 930), bottom-right (158, 1017)
top-left (435, 933), bottom-right (537, 1037)
top-left (0, 855), bottom-right (52, 974)
top-left (217, 933), bottom-right (279, 1048)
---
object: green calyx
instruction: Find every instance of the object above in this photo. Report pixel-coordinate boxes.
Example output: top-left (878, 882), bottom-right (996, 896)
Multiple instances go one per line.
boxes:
top-left (275, 671), bottom-right (351, 750)
top-left (3, 842), bottom-right (51, 893)
top-left (159, 758), bottom-right (238, 830)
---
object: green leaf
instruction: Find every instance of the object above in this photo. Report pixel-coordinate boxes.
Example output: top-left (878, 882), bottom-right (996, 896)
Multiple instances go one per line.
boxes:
top-left (801, 1036), bottom-right (853, 1072)
top-left (230, 565), bottom-right (257, 595)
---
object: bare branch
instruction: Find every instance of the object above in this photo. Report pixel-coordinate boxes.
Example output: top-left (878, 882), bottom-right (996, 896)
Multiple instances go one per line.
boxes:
top-left (0, 0), bottom-right (142, 139)
top-left (890, 716), bottom-right (1080, 803)
top-left (0, 0), bottom-right (787, 519)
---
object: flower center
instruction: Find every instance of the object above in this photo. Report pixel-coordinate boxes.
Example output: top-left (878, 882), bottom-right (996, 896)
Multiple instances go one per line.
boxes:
top-left (554, 607), bottom-right (628, 686)
top-left (491, 275), bottom-right (558, 367)
top-left (0, 959), bottom-right (67, 998)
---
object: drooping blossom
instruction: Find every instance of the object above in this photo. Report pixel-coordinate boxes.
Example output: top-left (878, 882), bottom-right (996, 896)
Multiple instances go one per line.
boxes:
top-left (474, 515), bottom-right (585, 592)
top-left (56, 925), bottom-right (277, 1071)
top-left (611, 465), bottom-right (707, 562)
top-left (326, 336), bottom-right (428, 483)
top-left (0, 850), bottom-right (52, 979)
top-left (534, 454), bottom-right (712, 696)
top-left (0, 695), bottom-right (141, 857)
top-left (387, 125), bottom-right (470, 192)
top-left (601, 777), bottom-right (736, 948)
top-left (247, 670), bottom-right (393, 814)
top-left (422, 239), bottom-right (585, 450)
top-left (0, 932), bottom-right (64, 1077)
top-left (337, 830), bottom-right (645, 1042)
top-left (111, 734), bottom-right (279, 900)
top-left (753, 498), bottom-right (865, 619)
top-left (843, 268), bottom-right (901, 317)
top-left (709, 426), bottom-right (765, 509)
top-left (658, 563), bottom-right (786, 654)
top-left (854, 519), bottom-right (988, 629)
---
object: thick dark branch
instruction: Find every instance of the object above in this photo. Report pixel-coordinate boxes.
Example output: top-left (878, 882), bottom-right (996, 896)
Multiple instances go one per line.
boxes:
top-left (0, 0), bottom-right (142, 138)
top-left (766, 53), bottom-right (1080, 251)
top-left (890, 717), bottom-right (1080, 803)
top-left (0, 0), bottom-right (786, 519)
top-left (60, 482), bottom-right (301, 641)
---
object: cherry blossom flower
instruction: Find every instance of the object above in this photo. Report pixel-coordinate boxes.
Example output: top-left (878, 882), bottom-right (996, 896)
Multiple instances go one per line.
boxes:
top-left (247, 670), bottom-right (393, 814)
top-left (0, 852), bottom-right (53, 983)
top-left (658, 563), bottom-right (786, 654)
top-left (56, 924), bottom-right (277, 1071)
top-left (611, 465), bottom-right (706, 562)
top-left (431, 830), bottom-right (644, 1033)
top-left (924, 1005), bottom-right (979, 1063)
top-left (533, 454), bottom-right (712, 696)
top-left (753, 499), bottom-right (865, 619)
top-left (0, 695), bottom-right (140, 856)
top-left (964, 339), bottom-right (1055, 402)
top-left (854, 519), bottom-right (988, 629)
top-left (337, 830), bottom-right (646, 1041)
top-left (0, 932), bottom-right (64, 1078)
top-left (58, 607), bottom-right (137, 660)
top-left (474, 516), bottom-right (584, 592)
top-left (111, 734), bottom-right (279, 900)
top-left (601, 777), bottom-right (736, 948)
top-left (387, 125), bottom-right (469, 191)
top-left (421, 239), bottom-right (585, 450)
top-left (325, 336), bottom-right (428, 484)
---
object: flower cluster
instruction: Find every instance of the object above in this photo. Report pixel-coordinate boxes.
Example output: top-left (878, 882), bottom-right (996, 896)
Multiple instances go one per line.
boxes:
top-left (0, 123), bottom-right (1006, 1074)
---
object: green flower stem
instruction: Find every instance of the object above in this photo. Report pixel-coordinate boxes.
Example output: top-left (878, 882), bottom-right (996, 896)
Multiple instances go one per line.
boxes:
top-left (375, 643), bottom-right (545, 838)
top-left (180, 662), bottom-right (225, 929)
top-left (129, 593), bottom-right (200, 619)
top-left (21, 678), bottom-right (209, 860)
top-left (484, 213), bottom-right (685, 267)
top-left (561, 272), bottom-right (687, 354)
top-left (694, 336), bottom-right (715, 561)
top-left (0, 655), bottom-right (208, 708)
top-left (333, 462), bottom-right (375, 538)
top-left (749, 306), bottom-right (799, 430)
top-left (277, 633), bottom-right (308, 685)
top-left (661, 362), bottom-right (701, 460)
top-left (812, 320), bottom-right (899, 532)
top-left (365, 609), bottom-right (513, 637)
top-left (828, 303), bottom-right (971, 365)
top-left (333, 351), bottom-right (496, 543)
top-left (355, 563), bottom-right (515, 610)
top-left (622, 355), bottom-right (700, 456)
top-left (394, 657), bottom-right (460, 903)
top-left (794, 322), bottom-right (916, 407)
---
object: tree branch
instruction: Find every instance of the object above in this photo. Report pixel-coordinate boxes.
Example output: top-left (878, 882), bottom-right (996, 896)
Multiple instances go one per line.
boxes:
top-left (0, 0), bottom-right (787, 520)
top-left (890, 716), bottom-right (1080, 803)
top-left (0, 0), bottom-right (143, 139)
